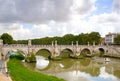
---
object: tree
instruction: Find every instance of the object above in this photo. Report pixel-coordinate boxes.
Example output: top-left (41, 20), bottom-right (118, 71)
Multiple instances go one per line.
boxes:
top-left (114, 35), bottom-right (120, 44)
top-left (89, 32), bottom-right (101, 45)
top-left (62, 34), bottom-right (74, 45)
top-left (0, 33), bottom-right (13, 44)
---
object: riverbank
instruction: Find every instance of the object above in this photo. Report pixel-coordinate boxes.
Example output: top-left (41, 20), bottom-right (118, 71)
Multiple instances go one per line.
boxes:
top-left (7, 58), bottom-right (65, 81)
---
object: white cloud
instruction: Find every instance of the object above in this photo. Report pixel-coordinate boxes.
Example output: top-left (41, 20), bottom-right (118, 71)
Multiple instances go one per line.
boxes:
top-left (0, 23), bottom-right (31, 40)
top-left (113, 0), bottom-right (120, 13)
top-left (0, 0), bottom-right (97, 23)
top-left (71, 0), bottom-right (96, 15)
top-left (0, 0), bottom-right (119, 40)
top-left (31, 24), bottom-right (51, 38)
top-left (88, 12), bottom-right (120, 36)
top-left (0, 0), bottom-right (73, 23)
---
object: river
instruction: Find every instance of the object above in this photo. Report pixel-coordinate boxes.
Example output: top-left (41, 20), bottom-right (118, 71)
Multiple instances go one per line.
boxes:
top-left (24, 56), bottom-right (120, 81)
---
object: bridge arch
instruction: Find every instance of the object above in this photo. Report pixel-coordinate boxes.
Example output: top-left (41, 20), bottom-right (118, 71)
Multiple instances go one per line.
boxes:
top-left (60, 48), bottom-right (74, 58)
top-left (36, 49), bottom-right (52, 58)
top-left (99, 48), bottom-right (105, 53)
top-left (80, 48), bottom-right (92, 56)
top-left (5, 49), bottom-right (26, 60)
top-left (98, 48), bottom-right (105, 56)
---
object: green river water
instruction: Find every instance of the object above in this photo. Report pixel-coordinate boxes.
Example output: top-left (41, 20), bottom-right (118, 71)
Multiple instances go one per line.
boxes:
top-left (24, 56), bottom-right (120, 81)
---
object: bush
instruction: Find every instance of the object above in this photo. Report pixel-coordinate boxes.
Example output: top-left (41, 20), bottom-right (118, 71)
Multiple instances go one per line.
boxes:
top-left (10, 51), bottom-right (25, 60)
top-left (16, 51), bottom-right (25, 60)
top-left (99, 52), bottom-right (103, 57)
top-left (25, 53), bottom-right (36, 63)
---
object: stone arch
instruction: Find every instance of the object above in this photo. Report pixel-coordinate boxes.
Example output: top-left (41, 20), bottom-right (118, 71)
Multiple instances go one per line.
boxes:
top-left (99, 48), bottom-right (105, 54)
top-left (17, 49), bottom-right (26, 56)
top-left (60, 48), bottom-right (74, 58)
top-left (99, 48), bottom-right (105, 56)
top-left (36, 49), bottom-right (52, 58)
top-left (80, 48), bottom-right (91, 56)
top-left (5, 49), bottom-right (26, 60)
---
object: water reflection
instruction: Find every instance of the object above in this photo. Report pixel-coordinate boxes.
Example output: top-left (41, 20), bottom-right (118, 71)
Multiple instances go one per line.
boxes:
top-left (36, 56), bottom-right (49, 70)
top-left (24, 57), bottom-right (120, 81)
top-left (99, 67), bottom-right (118, 81)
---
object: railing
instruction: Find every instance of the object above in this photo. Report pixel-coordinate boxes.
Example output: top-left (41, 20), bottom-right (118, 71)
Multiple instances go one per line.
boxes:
top-left (32, 45), bottom-right (52, 48)
top-left (1, 44), bottom-right (108, 48)
top-left (3, 44), bottom-right (28, 47)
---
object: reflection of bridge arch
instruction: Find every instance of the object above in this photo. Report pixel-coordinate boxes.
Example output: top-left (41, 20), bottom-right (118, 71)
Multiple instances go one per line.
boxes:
top-left (80, 58), bottom-right (91, 66)
top-left (60, 59), bottom-right (73, 69)
top-left (60, 48), bottom-right (73, 58)
top-left (36, 49), bottom-right (51, 58)
top-left (80, 48), bottom-right (91, 56)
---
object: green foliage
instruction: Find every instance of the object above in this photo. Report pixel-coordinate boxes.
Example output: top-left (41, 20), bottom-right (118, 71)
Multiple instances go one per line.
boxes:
top-left (16, 51), bottom-right (25, 60)
top-left (89, 32), bottom-right (101, 45)
top-left (13, 32), bottom-right (101, 45)
top-left (7, 58), bottom-right (65, 81)
top-left (62, 34), bottom-right (74, 45)
top-left (0, 33), bottom-right (13, 44)
top-left (114, 35), bottom-right (120, 44)
top-left (10, 51), bottom-right (25, 60)
top-left (26, 53), bottom-right (36, 63)
top-left (13, 40), bottom-right (28, 44)
top-left (60, 50), bottom-right (72, 58)
top-left (80, 49), bottom-right (91, 56)
top-left (10, 54), bottom-right (16, 58)
top-left (36, 50), bottom-right (50, 58)
top-left (99, 52), bottom-right (103, 57)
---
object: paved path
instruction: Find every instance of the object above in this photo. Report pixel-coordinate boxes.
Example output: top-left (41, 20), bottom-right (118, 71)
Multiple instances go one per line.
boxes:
top-left (0, 60), bottom-right (5, 73)
top-left (0, 60), bottom-right (12, 81)
top-left (0, 72), bottom-right (12, 81)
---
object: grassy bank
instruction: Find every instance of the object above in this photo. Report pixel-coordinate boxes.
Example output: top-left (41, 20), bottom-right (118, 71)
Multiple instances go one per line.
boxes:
top-left (7, 58), bottom-right (65, 81)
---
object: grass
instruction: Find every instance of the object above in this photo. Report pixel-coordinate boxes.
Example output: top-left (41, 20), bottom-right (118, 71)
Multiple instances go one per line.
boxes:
top-left (7, 58), bottom-right (65, 81)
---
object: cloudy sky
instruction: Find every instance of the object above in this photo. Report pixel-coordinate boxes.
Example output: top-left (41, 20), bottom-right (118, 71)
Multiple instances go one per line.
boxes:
top-left (0, 0), bottom-right (120, 40)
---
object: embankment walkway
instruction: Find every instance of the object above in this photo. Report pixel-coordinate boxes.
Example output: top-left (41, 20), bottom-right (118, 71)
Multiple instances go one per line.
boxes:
top-left (0, 72), bottom-right (12, 81)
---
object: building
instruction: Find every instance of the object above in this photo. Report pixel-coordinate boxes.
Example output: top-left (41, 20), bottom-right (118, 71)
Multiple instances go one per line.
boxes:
top-left (105, 32), bottom-right (118, 45)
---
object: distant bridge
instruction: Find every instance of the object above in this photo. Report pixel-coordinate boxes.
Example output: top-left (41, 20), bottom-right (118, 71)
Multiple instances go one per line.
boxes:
top-left (0, 39), bottom-right (120, 60)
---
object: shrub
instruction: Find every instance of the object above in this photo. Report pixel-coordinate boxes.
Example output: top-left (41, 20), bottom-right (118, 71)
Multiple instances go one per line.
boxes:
top-left (10, 51), bottom-right (25, 60)
top-left (16, 51), bottom-right (25, 60)
top-left (25, 53), bottom-right (36, 63)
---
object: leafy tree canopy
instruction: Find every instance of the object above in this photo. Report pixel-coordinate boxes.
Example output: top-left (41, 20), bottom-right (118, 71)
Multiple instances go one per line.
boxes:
top-left (0, 33), bottom-right (13, 44)
top-left (13, 32), bottom-right (101, 45)
top-left (114, 35), bottom-right (120, 44)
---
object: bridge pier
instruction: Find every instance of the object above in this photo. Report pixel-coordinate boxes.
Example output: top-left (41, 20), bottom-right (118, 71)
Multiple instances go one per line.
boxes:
top-left (28, 39), bottom-right (31, 55)
top-left (0, 39), bottom-right (3, 60)
top-left (74, 41), bottom-right (80, 56)
top-left (0, 49), bottom-right (4, 60)
top-left (53, 40), bottom-right (60, 57)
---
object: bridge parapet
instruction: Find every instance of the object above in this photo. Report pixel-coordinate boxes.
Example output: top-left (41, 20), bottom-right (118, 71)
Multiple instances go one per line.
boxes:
top-left (32, 45), bottom-right (53, 48)
top-left (3, 44), bottom-right (28, 48)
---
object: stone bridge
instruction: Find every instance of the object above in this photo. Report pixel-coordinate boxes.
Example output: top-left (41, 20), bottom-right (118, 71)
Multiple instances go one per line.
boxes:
top-left (0, 40), bottom-right (120, 60)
